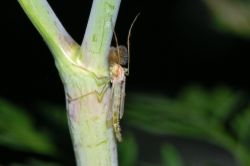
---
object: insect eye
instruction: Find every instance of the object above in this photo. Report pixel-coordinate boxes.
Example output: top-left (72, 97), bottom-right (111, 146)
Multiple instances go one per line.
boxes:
top-left (118, 46), bottom-right (128, 66)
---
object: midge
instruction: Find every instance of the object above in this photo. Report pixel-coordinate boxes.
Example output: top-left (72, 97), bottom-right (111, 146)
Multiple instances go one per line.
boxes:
top-left (107, 14), bottom-right (139, 142)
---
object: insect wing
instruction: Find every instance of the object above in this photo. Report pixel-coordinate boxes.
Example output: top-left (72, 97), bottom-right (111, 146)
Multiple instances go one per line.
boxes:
top-left (111, 81), bottom-right (123, 142)
top-left (119, 76), bottom-right (126, 119)
top-left (107, 84), bottom-right (115, 122)
top-left (112, 81), bottom-right (122, 120)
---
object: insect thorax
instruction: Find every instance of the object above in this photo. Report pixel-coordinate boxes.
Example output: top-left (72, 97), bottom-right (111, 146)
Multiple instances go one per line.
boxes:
top-left (109, 64), bottom-right (126, 83)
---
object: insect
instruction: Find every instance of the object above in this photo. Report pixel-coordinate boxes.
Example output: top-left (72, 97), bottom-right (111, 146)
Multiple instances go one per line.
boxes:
top-left (108, 14), bottom-right (139, 142)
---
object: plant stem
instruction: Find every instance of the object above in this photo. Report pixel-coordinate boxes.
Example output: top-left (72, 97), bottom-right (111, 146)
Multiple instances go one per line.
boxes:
top-left (18, 0), bottom-right (79, 61)
top-left (18, 0), bottom-right (121, 165)
top-left (81, 0), bottom-right (121, 75)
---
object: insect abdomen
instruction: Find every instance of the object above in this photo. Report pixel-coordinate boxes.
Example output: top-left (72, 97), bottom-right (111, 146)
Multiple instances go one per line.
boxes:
top-left (113, 111), bottom-right (122, 142)
top-left (112, 82), bottom-right (123, 142)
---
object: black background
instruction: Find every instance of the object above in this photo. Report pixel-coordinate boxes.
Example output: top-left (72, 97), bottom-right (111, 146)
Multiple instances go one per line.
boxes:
top-left (2, 0), bottom-right (250, 105)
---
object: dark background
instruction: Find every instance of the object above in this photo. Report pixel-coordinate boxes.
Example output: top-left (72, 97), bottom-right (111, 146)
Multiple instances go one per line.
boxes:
top-left (1, 0), bottom-right (250, 165)
top-left (2, 0), bottom-right (250, 105)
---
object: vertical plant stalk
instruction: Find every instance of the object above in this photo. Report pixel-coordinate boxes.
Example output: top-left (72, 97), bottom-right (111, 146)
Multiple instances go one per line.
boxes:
top-left (18, 0), bottom-right (121, 165)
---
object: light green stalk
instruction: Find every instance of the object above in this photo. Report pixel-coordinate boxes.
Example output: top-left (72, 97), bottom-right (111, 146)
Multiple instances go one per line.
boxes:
top-left (18, 0), bottom-right (121, 165)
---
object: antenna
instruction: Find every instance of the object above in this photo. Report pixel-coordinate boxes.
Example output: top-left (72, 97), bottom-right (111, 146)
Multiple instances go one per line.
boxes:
top-left (126, 13), bottom-right (140, 76)
top-left (111, 20), bottom-right (121, 63)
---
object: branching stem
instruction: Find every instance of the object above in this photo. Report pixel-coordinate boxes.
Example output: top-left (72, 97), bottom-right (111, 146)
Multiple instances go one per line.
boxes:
top-left (18, 0), bottom-right (122, 165)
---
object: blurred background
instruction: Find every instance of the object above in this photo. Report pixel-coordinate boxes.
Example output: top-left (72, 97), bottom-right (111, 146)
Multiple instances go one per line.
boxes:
top-left (1, 0), bottom-right (250, 165)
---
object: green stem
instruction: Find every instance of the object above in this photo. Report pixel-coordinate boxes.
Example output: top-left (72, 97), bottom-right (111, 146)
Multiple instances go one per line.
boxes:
top-left (81, 0), bottom-right (121, 75)
top-left (18, 0), bottom-right (121, 165)
top-left (18, 0), bottom-right (79, 62)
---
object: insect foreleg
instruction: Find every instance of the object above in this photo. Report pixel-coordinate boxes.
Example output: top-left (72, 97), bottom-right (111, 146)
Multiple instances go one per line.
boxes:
top-left (66, 83), bottom-right (109, 103)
